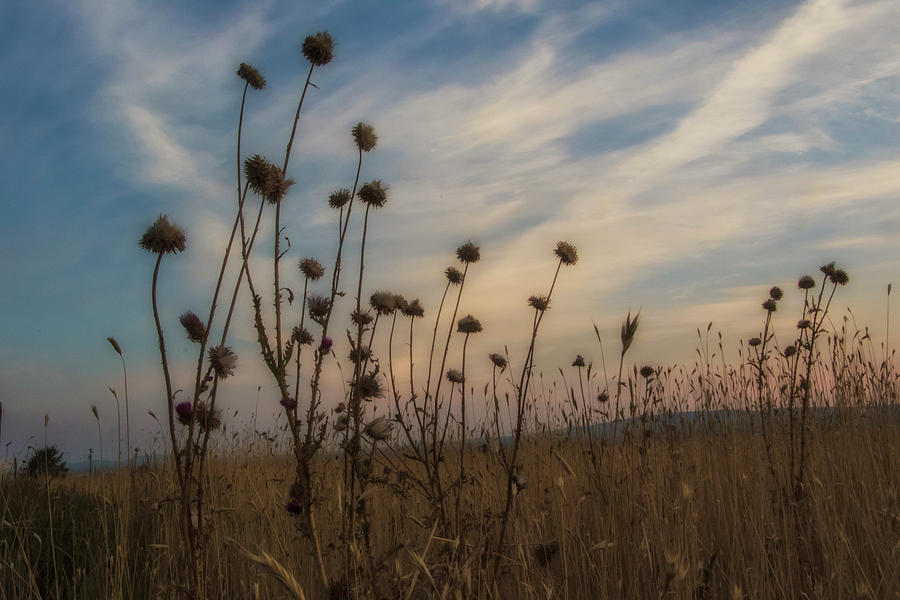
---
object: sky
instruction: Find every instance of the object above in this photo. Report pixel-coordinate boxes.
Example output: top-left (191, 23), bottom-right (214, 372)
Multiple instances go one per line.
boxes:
top-left (1, 0), bottom-right (899, 465)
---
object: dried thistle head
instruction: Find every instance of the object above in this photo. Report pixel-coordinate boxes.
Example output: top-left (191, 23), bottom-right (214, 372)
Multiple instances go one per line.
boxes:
top-left (797, 319), bottom-right (811, 330)
top-left (639, 365), bottom-right (654, 378)
top-left (208, 345), bottom-right (237, 379)
top-left (307, 295), bottom-right (331, 322)
top-left (769, 286), bottom-right (783, 301)
top-left (236, 63), bottom-right (266, 90)
top-left (456, 241), bottom-right (480, 264)
top-left (798, 275), bottom-right (816, 290)
top-left (358, 180), bottom-right (388, 209)
top-left (819, 262), bottom-right (836, 278)
top-left (319, 336), bottom-right (333, 353)
top-left (831, 268), bottom-right (849, 286)
top-left (352, 122), bottom-right (377, 152)
top-left (329, 188), bottom-right (352, 210)
top-left (348, 345), bottom-right (372, 364)
top-left (140, 215), bottom-right (186, 255)
top-left (393, 294), bottom-right (408, 314)
top-left (292, 326), bottom-right (314, 346)
top-left (265, 169), bottom-right (294, 204)
top-left (279, 396), bottom-right (297, 410)
top-left (194, 402), bottom-right (222, 432)
top-left (364, 415), bottom-right (392, 441)
top-left (175, 401), bottom-right (193, 426)
top-left (572, 355), bottom-right (585, 368)
top-left (244, 155), bottom-right (276, 196)
top-left (302, 32), bottom-right (334, 67)
top-left (445, 266), bottom-right (464, 285)
top-left (357, 372), bottom-right (383, 400)
top-left (784, 345), bottom-right (797, 358)
top-left (370, 291), bottom-right (396, 315)
top-left (299, 257), bottom-right (325, 281)
top-left (555, 241), bottom-right (578, 266)
top-left (446, 369), bottom-right (464, 384)
top-left (402, 298), bottom-right (424, 318)
top-left (179, 311), bottom-right (206, 343)
top-left (489, 353), bottom-right (507, 370)
top-left (748, 337), bottom-right (761, 347)
top-left (528, 295), bottom-right (550, 312)
top-left (107, 337), bottom-right (122, 356)
top-left (351, 309), bottom-right (374, 327)
top-left (457, 314), bottom-right (482, 334)
top-left (597, 390), bottom-right (609, 403)
top-left (762, 299), bottom-right (777, 312)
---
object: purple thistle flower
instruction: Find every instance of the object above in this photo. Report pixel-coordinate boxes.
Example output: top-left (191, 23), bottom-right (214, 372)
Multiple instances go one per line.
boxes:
top-left (175, 401), bottom-right (192, 426)
top-left (320, 336), bottom-right (333, 353)
top-left (280, 396), bottom-right (297, 410)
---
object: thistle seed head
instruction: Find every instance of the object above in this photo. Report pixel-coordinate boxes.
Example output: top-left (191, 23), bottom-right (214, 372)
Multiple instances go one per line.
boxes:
top-left (236, 62), bottom-right (266, 90)
top-left (370, 291), bottom-right (396, 315)
top-left (307, 295), bottom-right (331, 321)
top-left (446, 369), bottom-right (464, 384)
top-left (358, 180), bottom-right (388, 209)
top-left (457, 314), bottom-right (482, 334)
top-left (329, 188), bottom-right (352, 210)
top-left (831, 269), bottom-right (849, 286)
top-left (445, 266), bottom-right (464, 285)
top-left (302, 32), bottom-right (334, 67)
top-left (351, 309), bottom-right (374, 327)
top-left (572, 355), bottom-right (585, 368)
top-left (348, 345), bottom-right (372, 364)
top-left (175, 401), bottom-right (193, 426)
top-left (352, 122), bottom-right (377, 152)
top-left (784, 345), bottom-right (797, 358)
top-left (179, 311), bottom-right (206, 343)
top-left (140, 215), bottom-right (186, 255)
top-left (639, 365), bottom-right (654, 378)
top-left (402, 298), bottom-right (424, 318)
top-left (265, 170), bottom-right (294, 204)
top-left (299, 257), bottom-right (325, 281)
top-left (364, 415), bottom-right (392, 441)
top-left (820, 262), bottom-right (836, 278)
top-left (357, 372), bottom-right (383, 400)
top-left (208, 345), bottom-right (237, 379)
top-left (762, 299), bottom-right (777, 312)
top-left (489, 353), bottom-right (507, 370)
top-left (292, 326), bottom-right (314, 346)
top-left (554, 241), bottom-right (578, 266)
top-left (244, 155), bottom-right (276, 197)
top-left (194, 402), bottom-right (222, 432)
top-left (797, 319), bottom-right (811, 330)
top-left (456, 241), bottom-right (481, 264)
top-left (798, 275), bottom-right (816, 290)
top-left (769, 286), bottom-right (783, 301)
top-left (748, 337), bottom-right (762, 347)
top-left (528, 295), bottom-right (550, 312)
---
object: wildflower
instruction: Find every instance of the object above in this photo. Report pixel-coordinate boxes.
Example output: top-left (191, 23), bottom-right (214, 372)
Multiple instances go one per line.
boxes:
top-left (334, 414), bottom-right (349, 431)
top-left (798, 275), bottom-right (816, 290)
top-left (445, 266), bottom-right (464, 285)
top-left (769, 286), bottom-right (783, 301)
top-left (348, 345), bottom-right (371, 364)
top-left (748, 337), bottom-right (762, 347)
top-left (195, 402), bottom-right (222, 432)
top-left (489, 353), bottom-right (507, 370)
top-left (528, 295), bottom-right (550, 312)
top-left (762, 299), bottom-right (777, 312)
top-left (554, 241), bottom-right (578, 266)
top-left (299, 258), bottom-right (325, 281)
top-left (329, 188), bottom-right (352, 210)
top-left (179, 311), bottom-right (206, 343)
top-left (319, 336), bottom-right (333, 353)
top-left (446, 369), bottom-right (464, 384)
top-left (236, 63), bottom-right (266, 90)
top-left (208, 345), bottom-right (237, 379)
top-left (393, 294), bottom-right (408, 314)
top-left (597, 391), bottom-right (609, 403)
top-left (364, 415), bottom-right (392, 441)
top-left (292, 326), bottom-right (314, 346)
top-left (175, 401), bottom-right (193, 426)
top-left (457, 314), bottom-right (482, 334)
top-left (639, 365), bottom-right (654, 378)
top-left (369, 291), bottom-right (396, 315)
top-left (403, 298), bottom-right (424, 318)
top-left (140, 215), bottom-right (186, 254)
top-left (265, 170), bottom-right (294, 204)
top-left (351, 309), bottom-right (373, 326)
top-left (784, 345), bottom-right (797, 358)
top-left (107, 337), bottom-right (122, 356)
top-left (244, 155), bottom-right (276, 197)
top-left (831, 269), bottom-right (849, 286)
top-left (307, 295), bottom-right (331, 321)
top-left (358, 180), bottom-right (388, 209)
top-left (357, 372), bottom-right (383, 399)
top-left (797, 319), bottom-right (811, 330)
top-left (456, 241), bottom-right (481, 264)
top-left (302, 32), bottom-right (334, 67)
top-left (820, 262), bottom-right (836, 278)
top-left (352, 122), bottom-right (377, 152)
top-left (572, 355), bottom-right (585, 368)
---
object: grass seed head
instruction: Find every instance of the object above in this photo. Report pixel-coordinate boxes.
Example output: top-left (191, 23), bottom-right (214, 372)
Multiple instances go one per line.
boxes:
top-left (107, 336), bottom-right (122, 356)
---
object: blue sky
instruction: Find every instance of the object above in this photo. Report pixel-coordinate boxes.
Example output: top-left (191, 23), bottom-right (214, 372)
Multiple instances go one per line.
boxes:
top-left (2, 0), bottom-right (899, 463)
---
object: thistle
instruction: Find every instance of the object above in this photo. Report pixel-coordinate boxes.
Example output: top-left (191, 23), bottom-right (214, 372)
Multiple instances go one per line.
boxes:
top-left (572, 355), bottom-right (586, 368)
top-left (457, 314), bottom-right (482, 334)
top-left (140, 215), bottom-right (186, 255)
top-left (489, 353), bottom-right (507, 370)
top-left (446, 369), bottom-right (464, 384)
top-left (798, 275), bottom-right (816, 290)
top-left (456, 241), bottom-right (481, 264)
top-left (402, 298), bottom-right (424, 318)
top-left (554, 241), bottom-right (578, 266)
top-left (302, 32), bottom-right (334, 67)
top-left (528, 295), bottom-right (550, 312)
top-left (179, 311), bottom-right (206, 343)
top-left (352, 122), bottom-right (377, 153)
top-left (329, 188), bottom-right (352, 210)
top-left (299, 258), bottom-right (325, 281)
top-left (236, 63), bottom-right (266, 90)
top-left (208, 345), bottom-right (237, 379)
top-left (363, 415), bottom-right (392, 441)
top-left (369, 291), bottom-right (396, 315)
top-left (358, 180), bottom-right (388, 209)
top-left (445, 266), bottom-right (464, 285)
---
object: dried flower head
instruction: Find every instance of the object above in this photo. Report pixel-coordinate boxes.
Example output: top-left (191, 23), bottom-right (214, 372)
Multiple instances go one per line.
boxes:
top-left (208, 345), bottom-right (237, 379)
top-left (489, 353), bottom-right (507, 370)
top-left (358, 180), bottom-right (388, 209)
top-left (528, 295), bottom-right (550, 312)
top-left (572, 355), bottom-right (585, 368)
top-left (307, 295), bottom-right (331, 321)
top-left (334, 414), bottom-right (349, 431)
top-left (175, 401), bottom-right (193, 426)
top-left (762, 299), bottom-right (777, 312)
top-left (393, 294), bottom-right (408, 314)
top-left (351, 309), bottom-right (374, 327)
top-left (352, 122), bottom-right (377, 152)
top-left (639, 365), bottom-right (654, 379)
top-left (140, 215), bottom-right (186, 254)
top-left (402, 298), bottom-right (424, 318)
top-left (107, 337), bottom-right (122, 356)
top-left (285, 501), bottom-right (302, 516)
top-left (798, 275), bottom-right (816, 290)
top-left (364, 415), bottom-right (392, 441)
top-left (236, 62), bottom-right (266, 90)
top-left (797, 319), bottom-right (811, 330)
top-left (769, 286), bottom-right (783, 301)
top-left (329, 188), bottom-right (352, 210)
top-left (446, 369), bottom-right (464, 384)
top-left (831, 269), bottom-right (849, 286)
top-left (265, 169), bottom-right (294, 204)
top-left (597, 390), bottom-right (609, 403)
top-left (194, 402), bottom-right (222, 432)
top-left (179, 311), bottom-right (206, 343)
top-left (357, 372), bottom-right (384, 399)
top-left (299, 258), bottom-right (325, 281)
top-left (457, 314), bottom-right (482, 334)
top-left (348, 345), bottom-right (372, 364)
top-left (280, 396), bottom-right (297, 410)
top-left (820, 262), bottom-right (836, 278)
top-left (555, 241), bottom-right (578, 266)
top-left (302, 32), bottom-right (334, 67)
top-left (319, 336), bottom-right (333, 353)
top-left (292, 326), bottom-right (314, 346)
top-left (445, 266), bottom-right (464, 285)
top-left (244, 155), bottom-right (276, 196)
top-left (456, 241), bottom-right (481, 264)
top-left (748, 337), bottom-right (762, 347)
top-left (370, 291), bottom-right (396, 315)
top-left (784, 345), bottom-right (797, 358)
